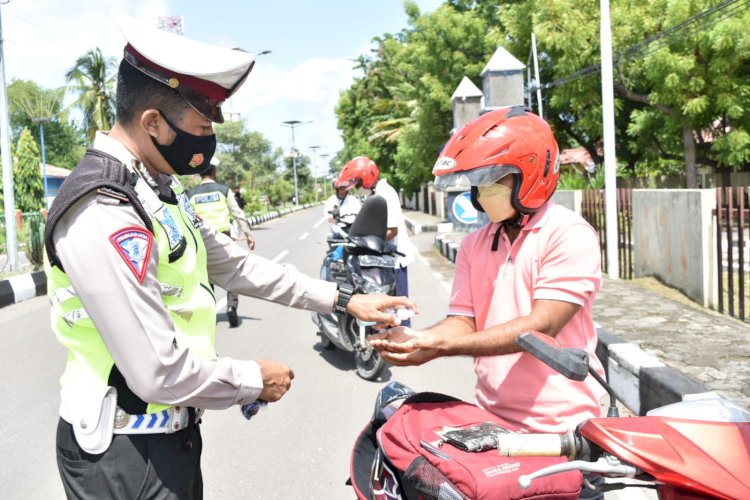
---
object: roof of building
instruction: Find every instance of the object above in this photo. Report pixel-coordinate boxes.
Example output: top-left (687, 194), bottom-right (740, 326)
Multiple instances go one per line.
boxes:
top-left (480, 46), bottom-right (525, 76)
top-left (451, 76), bottom-right (483, 100)
top-left (559, 146), bottom-right (594, 166)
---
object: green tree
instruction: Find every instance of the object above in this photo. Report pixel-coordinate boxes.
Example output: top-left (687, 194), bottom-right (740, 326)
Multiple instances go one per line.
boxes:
top-left (214, 121), bottom-right (282, 191)
top-left (338, 0), bottom-right (750, 191)
top-left (336, 1), bottom-right (502, 193)
top-left (8, 79), bottom-right (86, 168)
top-left (66, 47), bottom-right (117, 142)
top-left (498, 0), bottom-right (750, 187)
top-left (13, 128), bottom-right (44, 212)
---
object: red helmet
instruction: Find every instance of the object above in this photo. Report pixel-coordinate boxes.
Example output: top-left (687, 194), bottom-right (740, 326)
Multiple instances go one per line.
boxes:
top-left (433, 106), bottom-right (560, 215)
top-left (338, 156), bottom-right (380, 190)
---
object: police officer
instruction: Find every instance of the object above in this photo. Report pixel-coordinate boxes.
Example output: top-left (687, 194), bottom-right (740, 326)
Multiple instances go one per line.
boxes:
top-left (187, 157), bottom-right (255, 327)
top-left (44, 11), bottom-right (415, 500)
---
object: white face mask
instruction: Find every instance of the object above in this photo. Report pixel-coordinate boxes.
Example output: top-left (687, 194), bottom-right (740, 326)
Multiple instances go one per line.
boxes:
top-left (477, 183), bottom-right (516, 223)
top-left (358, 187), bottom-right (372, 197)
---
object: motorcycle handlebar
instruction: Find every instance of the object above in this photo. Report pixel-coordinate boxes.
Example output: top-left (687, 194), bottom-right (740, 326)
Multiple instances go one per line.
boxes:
top-left (497, 430), bottom-right (578, 461)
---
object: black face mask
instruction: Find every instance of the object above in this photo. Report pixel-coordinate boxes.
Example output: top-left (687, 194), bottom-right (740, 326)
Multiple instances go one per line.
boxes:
top-left (151, 110), bottom-right (217, 175)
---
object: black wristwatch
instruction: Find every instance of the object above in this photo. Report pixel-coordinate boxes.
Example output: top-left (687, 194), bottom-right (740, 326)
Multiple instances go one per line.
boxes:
top-left (335, 283), bottom-right (355, 314)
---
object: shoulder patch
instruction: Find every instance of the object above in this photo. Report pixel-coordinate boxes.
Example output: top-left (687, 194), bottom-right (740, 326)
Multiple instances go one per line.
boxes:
top-left (109, 227), bottom-right (153, 284)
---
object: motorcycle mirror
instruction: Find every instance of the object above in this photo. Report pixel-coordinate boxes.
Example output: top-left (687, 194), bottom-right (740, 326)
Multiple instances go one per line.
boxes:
top-left (515, 332), bottom-right (589, 381)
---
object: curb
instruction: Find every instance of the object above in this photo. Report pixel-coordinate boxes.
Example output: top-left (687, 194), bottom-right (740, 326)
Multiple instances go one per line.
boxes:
top-left (0, 204), bottom-right (322, 310)
top-left (0, 270), bottom-right (47, 308)
top-left (431, 233), bottom-right (717, 415)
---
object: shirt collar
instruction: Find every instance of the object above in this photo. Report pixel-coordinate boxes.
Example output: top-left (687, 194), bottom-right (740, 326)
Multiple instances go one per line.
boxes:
top-left (93, 131), bottom-right (172, 192)
top-left (522, 200), bottom-right (554, 231)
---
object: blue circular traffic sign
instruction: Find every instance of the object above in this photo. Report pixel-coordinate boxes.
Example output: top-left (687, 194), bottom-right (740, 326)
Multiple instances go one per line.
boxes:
top-left (452, 192), bottom-right (478, 225)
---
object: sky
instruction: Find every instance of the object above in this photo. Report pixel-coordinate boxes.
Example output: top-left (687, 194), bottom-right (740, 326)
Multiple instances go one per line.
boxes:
top-left (1, 0), bottom-right (445, 175)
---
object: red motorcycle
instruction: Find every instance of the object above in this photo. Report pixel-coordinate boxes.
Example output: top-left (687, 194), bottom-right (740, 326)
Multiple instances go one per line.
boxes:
top-left (506, 332), bottom-right (750, 499)
top-left (350, 332), bottom-right (750, 499)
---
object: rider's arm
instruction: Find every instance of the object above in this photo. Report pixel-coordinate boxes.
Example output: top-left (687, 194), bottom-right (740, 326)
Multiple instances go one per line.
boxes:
top-left (435, 300), bottom-right (581, 357)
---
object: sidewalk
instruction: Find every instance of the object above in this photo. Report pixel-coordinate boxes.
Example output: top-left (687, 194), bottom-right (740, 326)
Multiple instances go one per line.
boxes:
top-left (403, 209), bottom-right (750, 413)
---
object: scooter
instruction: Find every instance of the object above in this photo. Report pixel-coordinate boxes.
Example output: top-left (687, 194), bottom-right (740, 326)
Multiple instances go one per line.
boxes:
top-left (350, 333), bottom-right (750, 499)
top-left (312, 195), bottom-right (399, 380)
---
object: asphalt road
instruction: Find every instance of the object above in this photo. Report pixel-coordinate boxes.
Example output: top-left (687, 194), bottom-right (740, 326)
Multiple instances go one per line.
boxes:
top-left (0, 205), bottom-right (654, 499)
top-left (0, 206), bottom-right (475, 500)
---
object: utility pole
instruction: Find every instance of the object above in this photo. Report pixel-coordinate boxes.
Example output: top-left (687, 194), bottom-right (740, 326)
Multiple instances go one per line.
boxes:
top-left (600, 0), bottom-right (619, 279)
top-left (531, 33), bottom-right (543, 119)
top-left (281, 120), bottom-right (311, 206)
top-left (0, 4), bottom-right (18, 272)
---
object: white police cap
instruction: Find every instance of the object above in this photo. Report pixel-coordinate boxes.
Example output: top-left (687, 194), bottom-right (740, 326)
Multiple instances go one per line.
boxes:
top-left (112, 9), bottom-right (256, 123)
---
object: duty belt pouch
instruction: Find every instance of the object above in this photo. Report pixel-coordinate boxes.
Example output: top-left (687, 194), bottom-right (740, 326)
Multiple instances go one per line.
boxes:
top-left (61, 386), bottom-right (118, 454)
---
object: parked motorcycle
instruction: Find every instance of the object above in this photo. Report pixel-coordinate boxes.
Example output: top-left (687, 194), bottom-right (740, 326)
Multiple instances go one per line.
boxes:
top-left (350, 333), bottom-right (750, 499)
top-left (313, 195), bottom-right (399, 380)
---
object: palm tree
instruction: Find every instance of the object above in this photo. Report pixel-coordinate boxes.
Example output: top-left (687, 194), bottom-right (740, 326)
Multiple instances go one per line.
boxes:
top-left (65, 48), bottom-right (116, 142)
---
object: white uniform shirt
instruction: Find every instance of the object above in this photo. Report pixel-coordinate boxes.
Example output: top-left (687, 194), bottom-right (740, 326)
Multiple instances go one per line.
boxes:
top-left (323, 193), bottom-right (361, 223)
top-left (372, 178), bottom-right (415, 268)
top-left (51, 132), bottom-right (337, 411)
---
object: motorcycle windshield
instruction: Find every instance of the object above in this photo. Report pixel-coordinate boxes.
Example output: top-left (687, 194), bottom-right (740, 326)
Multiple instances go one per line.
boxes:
top-left (646, 397), bottom-right (750, 422)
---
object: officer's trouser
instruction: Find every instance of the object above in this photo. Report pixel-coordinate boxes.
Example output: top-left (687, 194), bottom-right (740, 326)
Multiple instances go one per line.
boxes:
top-left (56, 416), bottom-right (203, 500)
top-left (221, 230), bottom-right (240, 310)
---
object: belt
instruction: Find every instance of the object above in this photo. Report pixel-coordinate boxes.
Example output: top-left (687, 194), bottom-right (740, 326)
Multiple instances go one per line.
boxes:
top-left (113, 406), bottom-right (204, 435)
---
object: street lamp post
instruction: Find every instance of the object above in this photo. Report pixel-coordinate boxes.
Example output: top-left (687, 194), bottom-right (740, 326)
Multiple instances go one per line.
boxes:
top-left (32, 117), bottom-right (51, 209)
top-left (281, 120), bottom-right (311, 206)
top-left (309, 145), bottom-right (320, 201)
top-left (319, 153), bottom-right (330, 198)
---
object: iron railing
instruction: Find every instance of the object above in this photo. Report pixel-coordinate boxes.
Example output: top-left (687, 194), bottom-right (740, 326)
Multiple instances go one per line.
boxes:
top-left (580, 188), bottom-right (634, 280)
top-left (714, 187), bottom-right (749, 322)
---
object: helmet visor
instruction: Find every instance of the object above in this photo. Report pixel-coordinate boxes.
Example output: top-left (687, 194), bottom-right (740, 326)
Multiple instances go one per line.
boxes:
top-left (337, 178), bottom-right (359, 190)
top-left (433, 165), bottom-right (518, 191)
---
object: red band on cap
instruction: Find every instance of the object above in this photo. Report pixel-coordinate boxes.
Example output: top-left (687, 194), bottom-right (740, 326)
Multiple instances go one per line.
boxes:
top-left (125, 44), bottom-right (228, 101)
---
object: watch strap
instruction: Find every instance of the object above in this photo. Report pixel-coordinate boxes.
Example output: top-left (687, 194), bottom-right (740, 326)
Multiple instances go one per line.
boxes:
top-left (335, 283), bottom-right (355, 314)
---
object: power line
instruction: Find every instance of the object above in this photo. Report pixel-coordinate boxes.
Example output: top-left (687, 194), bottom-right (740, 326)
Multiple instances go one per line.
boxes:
top-left (529, 0), bottom-right (750, 92)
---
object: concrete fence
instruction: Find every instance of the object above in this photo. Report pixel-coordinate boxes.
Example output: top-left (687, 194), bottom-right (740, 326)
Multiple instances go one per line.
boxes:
top-left (554, 189), bottom-right (719, 309)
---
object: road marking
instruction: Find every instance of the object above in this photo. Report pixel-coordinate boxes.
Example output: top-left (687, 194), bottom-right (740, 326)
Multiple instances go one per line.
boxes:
top-left (313, 216), bottom-right (327, 228)
top-left (299, 232), bottom-right (309, 240)
top-left (272, 250), bottom-right (289, 263)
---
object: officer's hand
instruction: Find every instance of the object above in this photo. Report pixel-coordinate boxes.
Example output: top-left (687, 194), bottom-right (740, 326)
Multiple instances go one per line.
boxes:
top-left (346, 294), bottom-right (418, 327)
top-left (257, 359), bottom-right (294, 402)
top-left (246, 234), bottom-right (256, 251)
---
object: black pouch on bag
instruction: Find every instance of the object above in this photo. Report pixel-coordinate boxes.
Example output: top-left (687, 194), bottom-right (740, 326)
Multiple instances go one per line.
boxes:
top-left (441, 422), bottom-right (511, 452)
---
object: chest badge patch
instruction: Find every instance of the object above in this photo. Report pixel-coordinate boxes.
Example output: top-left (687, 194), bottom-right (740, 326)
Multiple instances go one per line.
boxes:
top-left (109, 227), bottom-right (153, 284)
